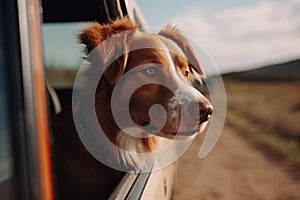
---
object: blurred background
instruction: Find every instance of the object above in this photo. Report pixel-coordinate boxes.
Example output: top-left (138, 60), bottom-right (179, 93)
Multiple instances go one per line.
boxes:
top-left (42, 0), bottom-right (300, 199)
top-left (137, 0), bottom-right (300, 199)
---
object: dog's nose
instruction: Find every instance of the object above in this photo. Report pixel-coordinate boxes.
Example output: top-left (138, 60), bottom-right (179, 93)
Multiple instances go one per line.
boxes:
top-left (188, 102), bottom-right (213, 124)
top-left (199, 103), bottom-right (213, 123)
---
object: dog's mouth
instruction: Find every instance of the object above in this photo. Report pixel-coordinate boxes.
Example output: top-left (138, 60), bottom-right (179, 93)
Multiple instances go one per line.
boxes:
top-left (142, 121), bottom-right (199, 139)
top-left (158, 129), bottom-right (198, 140)
top-left (176, 129), bottom-right (198, 136)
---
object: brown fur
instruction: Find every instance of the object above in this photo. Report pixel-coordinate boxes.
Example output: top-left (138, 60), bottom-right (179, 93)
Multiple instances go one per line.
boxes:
top-left (53, 17), bottom-right (212, 199)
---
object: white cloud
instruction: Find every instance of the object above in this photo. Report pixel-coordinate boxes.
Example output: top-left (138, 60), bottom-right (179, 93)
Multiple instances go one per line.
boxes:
top-left (167, 0), bottom-right (300, 73)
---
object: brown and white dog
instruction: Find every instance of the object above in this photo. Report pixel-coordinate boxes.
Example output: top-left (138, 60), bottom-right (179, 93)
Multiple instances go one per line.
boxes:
top-left (52, 18), bottom-right (213, 199)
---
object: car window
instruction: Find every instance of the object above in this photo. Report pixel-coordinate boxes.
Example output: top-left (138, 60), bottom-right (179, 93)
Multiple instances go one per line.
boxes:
top-left (0, 15), bottom-right (16, 200)
top-left (42, 22), bottom-right (87, 88)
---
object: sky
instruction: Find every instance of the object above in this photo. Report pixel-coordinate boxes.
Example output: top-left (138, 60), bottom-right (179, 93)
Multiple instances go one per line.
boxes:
top-left (42, 0), bottom-right (300, 74)
top-left (136, 0), bottom-right (300, 73)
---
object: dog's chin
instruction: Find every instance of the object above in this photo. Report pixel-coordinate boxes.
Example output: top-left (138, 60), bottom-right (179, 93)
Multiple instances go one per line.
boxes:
top-left (173, 130), bottom-right (198, 140)
top-left (157, 129), bottom-right (197, 140)
top-left (158, 121), bottom-right (209, 140)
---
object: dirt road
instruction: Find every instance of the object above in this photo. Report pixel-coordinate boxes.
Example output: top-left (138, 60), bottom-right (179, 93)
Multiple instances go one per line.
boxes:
top-left (173, 124), bottom-right (300, 200)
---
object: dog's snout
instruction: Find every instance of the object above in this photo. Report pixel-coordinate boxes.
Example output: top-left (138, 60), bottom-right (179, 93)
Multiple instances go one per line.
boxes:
top-left (199, 103), bottom-right (213, 123)
top-left (188, 102), bottom-right (213, 124)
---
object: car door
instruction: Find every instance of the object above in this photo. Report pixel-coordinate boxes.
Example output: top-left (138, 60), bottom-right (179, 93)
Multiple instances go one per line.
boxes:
top-left (41, 0), bottom-right (177, 199)
top-left (0, 0), bottom-right (177, 199)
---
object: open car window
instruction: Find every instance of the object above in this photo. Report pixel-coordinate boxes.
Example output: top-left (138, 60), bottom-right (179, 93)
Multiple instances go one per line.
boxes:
top-left (42, 22), bottom-right (86, 88)
top-left (41, 1), bottom-right (177, 199)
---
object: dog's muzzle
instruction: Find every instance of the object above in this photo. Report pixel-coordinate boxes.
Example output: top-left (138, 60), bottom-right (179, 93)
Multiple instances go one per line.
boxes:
top-left (187, 101), bottom-right (213, 124)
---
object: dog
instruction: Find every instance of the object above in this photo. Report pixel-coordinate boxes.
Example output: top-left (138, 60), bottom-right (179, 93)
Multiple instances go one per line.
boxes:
top-left (52, 17), bottom-right (213, 199)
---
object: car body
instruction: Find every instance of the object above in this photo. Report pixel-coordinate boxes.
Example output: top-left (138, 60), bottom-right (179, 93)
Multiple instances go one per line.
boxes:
top-left (0, 0), bottom-right (176, 199)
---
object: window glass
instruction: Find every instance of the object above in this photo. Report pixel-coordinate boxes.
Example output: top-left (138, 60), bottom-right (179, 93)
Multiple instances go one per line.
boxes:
top-left (0, 30), bottom-right (13, 186)
top-left (41, 22), bottom-right (87, 88)
top-left (0, 13), bottom-right (16, 200)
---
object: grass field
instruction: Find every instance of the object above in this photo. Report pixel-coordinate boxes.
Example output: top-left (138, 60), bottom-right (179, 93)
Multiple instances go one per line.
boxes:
top-left (47, 69), bottom-right (77, 88)
top-left (224, 79), bottom-right (300, 164)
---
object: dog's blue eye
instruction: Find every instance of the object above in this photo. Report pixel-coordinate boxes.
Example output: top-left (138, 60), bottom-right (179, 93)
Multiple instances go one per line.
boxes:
top-left (146, 68), bottom-right (155, 75)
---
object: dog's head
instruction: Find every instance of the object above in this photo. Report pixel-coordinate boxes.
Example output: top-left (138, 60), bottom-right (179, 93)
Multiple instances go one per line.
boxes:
top-left (79, 18), bottom-right (213, 142)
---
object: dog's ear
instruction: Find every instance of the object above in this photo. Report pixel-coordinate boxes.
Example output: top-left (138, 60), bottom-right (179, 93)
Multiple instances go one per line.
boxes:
top-left (159, 26), bottom-right (204, 76)
top-left (79, 18), bottom-right (138, 84)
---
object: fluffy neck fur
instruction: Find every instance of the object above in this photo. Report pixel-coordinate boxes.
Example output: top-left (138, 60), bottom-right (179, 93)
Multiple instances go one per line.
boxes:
top-left (95, 77), bottom-right (159, 171)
